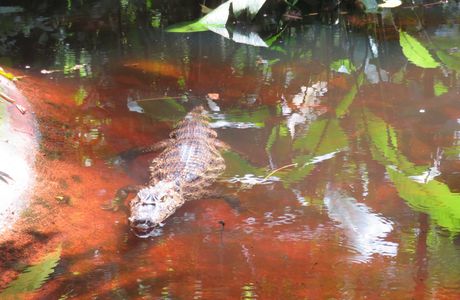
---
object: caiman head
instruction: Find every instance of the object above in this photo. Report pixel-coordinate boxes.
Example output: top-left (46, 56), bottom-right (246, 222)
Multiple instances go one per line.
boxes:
top-left (129, 181), bottom-right (184, 238)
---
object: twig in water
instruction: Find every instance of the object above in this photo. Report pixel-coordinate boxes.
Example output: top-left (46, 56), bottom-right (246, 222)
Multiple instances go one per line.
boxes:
top-left (262, 163), bottom-right (298, 182)
top-left (0, 92), bottom-right (26, 114)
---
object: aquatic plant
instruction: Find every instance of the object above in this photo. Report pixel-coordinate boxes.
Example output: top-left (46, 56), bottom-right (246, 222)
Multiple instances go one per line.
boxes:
top-left (0, 244), bottom-right (62, 298)
top-left (399, 31), bottom-right (439, 69)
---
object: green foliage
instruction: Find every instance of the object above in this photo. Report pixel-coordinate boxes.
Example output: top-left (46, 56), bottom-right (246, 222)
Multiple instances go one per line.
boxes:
top-left (387, 167), bottom-right (460, 232)
top-left (222, 151), bottom-right (264, 177)
top-left (177, 76), bottom-right (186, 90)
top-left (0, 245), bottom-right (62, 298)
top-left (443, 145), bottom-right (460, 159)
top-left (434, 80), bottom-right (448, 97)
top-left (364, 110), bottom-right (426, 175)
top-left (264, 31), bottom-right (284, 47)
top-left (141, 98), bottom-right (186, 122)
top-left (436, 50), bottom-right (460, 72)
top-left (167, 21), bottom-right (209, 33)
top-left (391, 67), bottom-right (405, 84)
top-left (225, 106), bottom-right (271, 128)
top-left (293, 118), bottom-right (347, 153)
top-left (399, 31), bottom-right (440, 69)
top-left (283, 118), bottom-right (348, 185)
top-left (265, 124), bottom-right (288, 152)
top-left (73, 86), bottom-right (87, 106)
top-left (0, 67), bottom-right (16, 80)
top-left (330, 59), bottom-right (356, 74)
top-left (167, 0), bottom-right (266, 33)
top-left (335, 72), bottom-right (364, 118)
top-left (363, 110), bottom-right (460, 232)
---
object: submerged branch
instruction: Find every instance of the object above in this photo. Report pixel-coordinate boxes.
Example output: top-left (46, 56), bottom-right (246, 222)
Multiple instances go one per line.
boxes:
top-left (0, 92), bottom-right (26, 114)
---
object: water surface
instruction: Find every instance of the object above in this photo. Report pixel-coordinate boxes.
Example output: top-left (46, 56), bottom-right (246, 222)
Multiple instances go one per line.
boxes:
top-left (1, 1), bottom-right (460, 299)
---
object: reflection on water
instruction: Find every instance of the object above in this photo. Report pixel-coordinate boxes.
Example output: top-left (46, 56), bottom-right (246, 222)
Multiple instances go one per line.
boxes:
top-left (1, 0), bottom-right (460, 299)
top-left (324, 186), bottom-right (398, 262)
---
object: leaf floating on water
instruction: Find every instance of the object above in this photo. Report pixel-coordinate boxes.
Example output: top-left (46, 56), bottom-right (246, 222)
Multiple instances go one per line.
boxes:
top-left (167, 0), bottom-right (267, 40)
top-left (228, 29), bottom-right (268, 47)
top-left (0, 244), bottom-right (62, 297)
top-left (399, 31), bottom-right (440, 69)
top-left (0, 67), bottom-right (17, 81)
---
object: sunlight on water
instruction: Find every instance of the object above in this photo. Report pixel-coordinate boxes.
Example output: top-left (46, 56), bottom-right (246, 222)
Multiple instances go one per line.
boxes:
top-left (324, 187), bottom-right (398, 262)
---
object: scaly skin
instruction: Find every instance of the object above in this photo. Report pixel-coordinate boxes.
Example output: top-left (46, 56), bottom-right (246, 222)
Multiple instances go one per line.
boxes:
top-left (114, 106), bottom-right (227, 237)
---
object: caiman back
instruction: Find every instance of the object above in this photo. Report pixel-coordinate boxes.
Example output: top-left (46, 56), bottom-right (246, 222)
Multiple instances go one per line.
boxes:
top-left (148, 106), bottom-right (226, 199)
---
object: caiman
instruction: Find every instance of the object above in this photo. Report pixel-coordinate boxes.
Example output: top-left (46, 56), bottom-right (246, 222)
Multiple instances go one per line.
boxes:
top-left (108, 106), bottom-right (228, 238)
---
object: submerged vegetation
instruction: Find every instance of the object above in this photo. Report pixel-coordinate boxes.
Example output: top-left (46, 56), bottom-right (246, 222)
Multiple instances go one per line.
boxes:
top-left (0, 245), bottom-right (61, 298)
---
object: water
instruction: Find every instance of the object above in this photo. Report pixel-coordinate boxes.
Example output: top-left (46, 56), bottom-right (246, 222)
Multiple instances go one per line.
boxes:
top-left (1, 0), bottom-right (460, 299)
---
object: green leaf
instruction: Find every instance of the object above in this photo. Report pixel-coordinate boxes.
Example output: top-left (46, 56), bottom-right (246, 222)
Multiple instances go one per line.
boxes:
top-left (224, 106), bottom-right (270, 128)
top-left (0, 67), bottom-right (16, 81)
top-left (1, 244), bottom-right (62, 297)
top-left (363, 110), bottom-right (460, 232)
top-left (140, 98), bottom-right (186, 122)
top-left (167, 0), bottom-right (266, 33)
top-left (293, 118), bottom-right (347, 153)
top-left (399, 31), bottom-right (440, 69)
top-left (387, 167), bottom-right (460, 232)
top-left (335, 72), bottom-right (364, 118)
top-left (73, 86), bottom-right (87, 106)
top-left (392, 67), bottom-right (405, 84)
top-left (436, 50), bottom-right (460, 72)
top-left (443, 145), bottom-right (460, 159)
top-left (363, 110), bottom-right (426, 175)
top-left (330, 59), bottom-right (356, 74)
top-left (265, 31), bottom-right (283, 47)
top-left (434, 80), bottom-right (448, 97)
top-left (283, 118), bottom-right (348, 185)
top-left (265, 125), bottom-right (279, 152)
top-left (166, 21), bottom-right (209, 33)
top-left (222, 151), bottom-right (264, 177)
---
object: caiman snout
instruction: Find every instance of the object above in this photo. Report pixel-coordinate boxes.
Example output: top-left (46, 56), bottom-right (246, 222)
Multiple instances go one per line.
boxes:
top-left (130, 218), bottom-right (157, 237)
top-left (128, 183), bottom-right (184, 237)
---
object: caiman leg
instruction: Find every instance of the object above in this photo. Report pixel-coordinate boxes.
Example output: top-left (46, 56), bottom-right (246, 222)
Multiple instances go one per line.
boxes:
top-left (201, 189), bottom-right (242, 212)
top-left (101, 185), bottom-right (144, 211)
top-left (214, 140), bottom-right (230, 151)
top-left (110, 140), bottom-right (170, 165)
